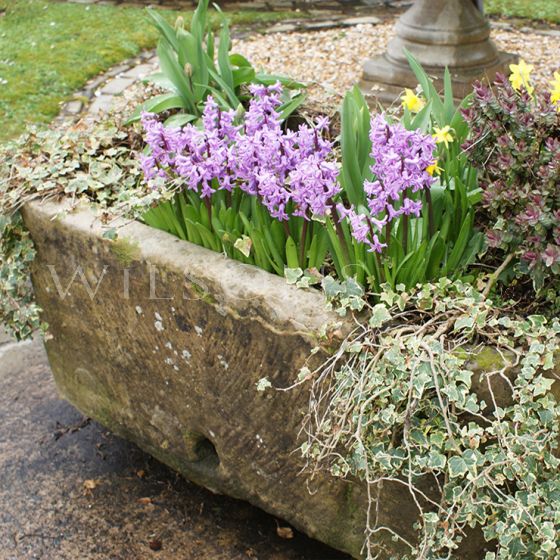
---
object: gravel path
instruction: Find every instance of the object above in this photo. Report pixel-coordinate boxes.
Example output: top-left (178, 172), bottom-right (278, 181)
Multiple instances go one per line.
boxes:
top-left (234, 21), bottom-right (560, 111)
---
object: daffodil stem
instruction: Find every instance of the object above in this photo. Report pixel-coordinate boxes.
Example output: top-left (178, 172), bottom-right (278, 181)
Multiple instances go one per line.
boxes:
top-left (425, 188), bottom-right (434, 238)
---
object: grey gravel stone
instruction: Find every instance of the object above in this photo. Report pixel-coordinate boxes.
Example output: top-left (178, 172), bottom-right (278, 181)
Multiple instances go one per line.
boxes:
top-left (302, 20), bottom-right (340, 30)
top-left (266, 23), bottom-right (299, 33)
top-left (491, 21), bottom-right (513, 30)
top-left (64, 100), bottom-right (83, 115)
top-left (535, 29), bottom-right (560, 37)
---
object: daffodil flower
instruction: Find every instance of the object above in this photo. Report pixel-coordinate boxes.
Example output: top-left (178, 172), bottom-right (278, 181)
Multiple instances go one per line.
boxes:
top-left (509, 59), bottom-right (534, 96)
top-left (432, 126), bottom-right (454, 149)
top-left (551, 71), bottom-right (560, 109)
top-left (426, 160), bottom-right (443, 176)
top-left (401, 88), bottom-right (425, 113)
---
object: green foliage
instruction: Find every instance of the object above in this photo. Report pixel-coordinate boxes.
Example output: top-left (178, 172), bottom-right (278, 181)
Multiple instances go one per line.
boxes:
top-left (0, 0), bottom-right (161, 142)
top-left (462, 74), bottom-right (560, 299)
top-left (0, 122), bottom-right (160, 338)
top-left (300, 279), bottom-right (560, 559)
top-left (144, 189), bottom-right (329, 275)
top-left (0, 213), bottom-right (46, 340)
top-left (0, 124), bottom-right (148, 211)
top-left (485, 0), bottom-right (560, 24)
top-left (128, 0), bottom-right (305, 125)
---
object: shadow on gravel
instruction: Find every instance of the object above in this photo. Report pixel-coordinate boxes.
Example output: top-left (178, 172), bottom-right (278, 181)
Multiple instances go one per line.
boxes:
top-left (0, 339), bottom-right (349, 560)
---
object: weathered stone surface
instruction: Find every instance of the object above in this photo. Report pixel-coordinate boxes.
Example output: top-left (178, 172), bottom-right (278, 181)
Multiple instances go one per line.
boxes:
top-left (340, 15), bottom-right (380, 26)
top-left (22, 200), bottom-right (489, 559)
top-left (266, 22), bottom-right (299, 33)
top-left (100, 77), bottom-right (135, 96)
top-left (0, 327), bottom-right (11, 345)
top-left (64, 100), bottom-right (84, 115)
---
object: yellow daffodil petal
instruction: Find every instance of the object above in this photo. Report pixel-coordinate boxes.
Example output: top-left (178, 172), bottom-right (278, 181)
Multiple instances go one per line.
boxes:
top-left (509, 58), bottom-right (534, 95)
top-left (426, 161), bottom-right (443, 176)
top-left (432, 126), bottom-right (454, 149)
top-left (401, 89), bottom-right (425, 113)
top-left (550, 71), bottom-right (560, 107)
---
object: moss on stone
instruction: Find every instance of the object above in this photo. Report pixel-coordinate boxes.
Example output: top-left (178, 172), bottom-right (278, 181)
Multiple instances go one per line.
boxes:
top-left (470, 346), bottom-right (508, 372)
top-left (110, 237), bottom-right (141, 267)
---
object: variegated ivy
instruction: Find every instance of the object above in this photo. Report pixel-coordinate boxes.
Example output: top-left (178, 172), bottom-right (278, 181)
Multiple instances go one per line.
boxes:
top-left (297, 278), bottom-right (560, 559)
top-left (0, 122), bottom-right (167, 339)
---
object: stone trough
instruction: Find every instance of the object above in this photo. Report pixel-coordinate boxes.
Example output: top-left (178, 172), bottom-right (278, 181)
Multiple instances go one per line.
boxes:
top-left (22, 200), bottom-right (490, 559)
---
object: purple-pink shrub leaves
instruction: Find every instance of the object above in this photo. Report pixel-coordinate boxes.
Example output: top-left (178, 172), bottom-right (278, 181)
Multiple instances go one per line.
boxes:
top-left (463, 73), bottom-right (560, 291)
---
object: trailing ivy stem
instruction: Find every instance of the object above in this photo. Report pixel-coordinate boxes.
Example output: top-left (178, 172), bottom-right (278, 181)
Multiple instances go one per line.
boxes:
top-left (425, 187), bottom-right (434, 238)
top-left (482, 253), bottom-right (515, 298)
top-left (299, 218), bottom-right (308, 269)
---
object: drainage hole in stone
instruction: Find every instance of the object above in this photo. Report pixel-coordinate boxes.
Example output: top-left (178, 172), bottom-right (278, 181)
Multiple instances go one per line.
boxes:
top-left (195, 436), bottom-right (220, 469)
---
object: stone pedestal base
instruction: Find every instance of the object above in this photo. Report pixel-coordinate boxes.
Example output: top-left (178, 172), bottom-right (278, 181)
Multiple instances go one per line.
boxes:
top-left (360, 0), bottom-right (517, 105)
top-left (361, 50), bottom-right (516, 105)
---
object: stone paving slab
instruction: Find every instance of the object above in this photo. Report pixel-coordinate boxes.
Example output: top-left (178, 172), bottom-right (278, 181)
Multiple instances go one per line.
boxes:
top-left (121, 62), bottom-right (157, 80)
top-left (100, 77), bottom-right (136, 95)
top-left (89, 94), bottom-right (117, 115)
top-left (0, 336), bottom-right (349, 560)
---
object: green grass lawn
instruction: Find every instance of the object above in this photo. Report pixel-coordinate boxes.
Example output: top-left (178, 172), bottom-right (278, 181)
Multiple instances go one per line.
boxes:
top-left (0, 0), bottom-right (297, 142)
top-left (485, 0), bottom-right (560, 24)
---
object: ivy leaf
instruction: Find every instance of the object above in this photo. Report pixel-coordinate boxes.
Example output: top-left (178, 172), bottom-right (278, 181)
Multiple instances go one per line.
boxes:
top-left (297, 366), bottom-right (312, 381)
top-left (284, 267), bottom-right (303, 285)
top-left (532, 375), bottom-right (554, 397)
top-left (322, 276), bottom-right (344, 299)
top-left (454, 315), bottom-right (474, 331)
top-left (427, 451), bottom-right (446, 470)
top-left (256, 377), bottom-right (272, 392)
top-left (102, 228), bottom-right (118, 241)
top-left (448, 456), bottom-right (468, 477)
top-left (234, 235), bottom-right (252, 258)
top-left (369, 304), bottom-right (392, 328)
